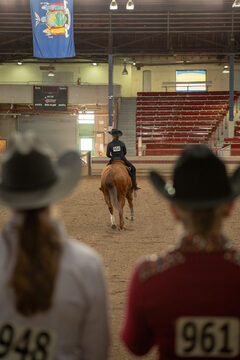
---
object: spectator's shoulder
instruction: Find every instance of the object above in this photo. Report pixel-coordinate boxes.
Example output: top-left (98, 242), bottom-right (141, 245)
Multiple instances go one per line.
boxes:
top-left (137, 250), bottom-right (185, 282)
top-left (224, 249), bottom-right (240, 267)
top-left (64, 238), bottom-right (103, 273)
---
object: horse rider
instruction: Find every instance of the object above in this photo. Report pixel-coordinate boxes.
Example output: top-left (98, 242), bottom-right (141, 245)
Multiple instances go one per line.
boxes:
top-left (121, 145), bottom-right (240, 359)
top-left (106, 128), bottom-right (140, 190)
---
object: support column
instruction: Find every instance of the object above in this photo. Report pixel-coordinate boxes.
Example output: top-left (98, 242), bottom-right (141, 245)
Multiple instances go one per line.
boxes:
top-left (108, 54), bottom-right (113, 128)
top-left (229, 54), bottom-right (235, 137)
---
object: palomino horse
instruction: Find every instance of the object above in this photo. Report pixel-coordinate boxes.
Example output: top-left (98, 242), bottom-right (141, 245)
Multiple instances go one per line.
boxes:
top-left (100, 160), bottom-right (134, 230)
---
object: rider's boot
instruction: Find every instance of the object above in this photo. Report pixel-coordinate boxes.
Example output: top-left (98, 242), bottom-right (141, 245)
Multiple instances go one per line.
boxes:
top-left (131, 174), bottom-right (141, 191)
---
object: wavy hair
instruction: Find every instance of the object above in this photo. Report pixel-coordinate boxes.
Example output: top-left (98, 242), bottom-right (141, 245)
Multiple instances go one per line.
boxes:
top-left (9, 209), bottom-right (62, 316)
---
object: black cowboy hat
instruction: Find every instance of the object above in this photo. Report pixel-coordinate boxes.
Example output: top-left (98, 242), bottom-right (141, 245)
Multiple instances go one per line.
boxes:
top-left (0, 131), bottom-right (82, 210)
top-left (150, 145), bottom-right (240, 209)
top-left (108, 128), bottom-right (123, 137)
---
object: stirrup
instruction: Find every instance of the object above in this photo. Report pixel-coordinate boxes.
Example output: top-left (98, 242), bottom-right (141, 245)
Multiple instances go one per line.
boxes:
top-left (132, 185), bottom-right (141, 190)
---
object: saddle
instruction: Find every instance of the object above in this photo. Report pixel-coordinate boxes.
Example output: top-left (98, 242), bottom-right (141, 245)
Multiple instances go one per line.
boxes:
top-left (112, 160), bottom-right (125, 165)
top-left (112, 160), bottom-right (131, 174)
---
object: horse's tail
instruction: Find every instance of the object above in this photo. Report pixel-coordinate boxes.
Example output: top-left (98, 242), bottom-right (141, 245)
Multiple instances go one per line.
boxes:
top-left (106, 177), bottom-right (120, 212)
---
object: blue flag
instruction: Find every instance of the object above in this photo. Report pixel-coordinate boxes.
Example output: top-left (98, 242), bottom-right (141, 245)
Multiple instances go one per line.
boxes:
top-left (30, 0), bottom-right (75, 58)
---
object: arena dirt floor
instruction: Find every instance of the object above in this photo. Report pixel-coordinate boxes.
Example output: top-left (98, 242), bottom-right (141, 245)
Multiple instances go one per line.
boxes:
top-left (0, 176), bottom-right (240, 360)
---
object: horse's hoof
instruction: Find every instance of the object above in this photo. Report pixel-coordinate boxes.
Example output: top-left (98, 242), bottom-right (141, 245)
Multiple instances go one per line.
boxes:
top-left (125, 216), bottom-right (129, 220)
top-left (111, 224), bottom-right (117, 229)
top-left (130, 217), bottom-right (134, 221)
top-left (118, 226), bottom-right (125, 231)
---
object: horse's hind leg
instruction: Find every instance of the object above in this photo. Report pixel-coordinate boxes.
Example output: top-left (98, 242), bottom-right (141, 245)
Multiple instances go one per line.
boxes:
top-left (104, 194), bottom-right (116, 229)
top-left (118, 197), bottom-right (125, 230)
top-left (110, 208), bottom-right (117, 229)
top-left (126, 190), bottom-right (134, 221)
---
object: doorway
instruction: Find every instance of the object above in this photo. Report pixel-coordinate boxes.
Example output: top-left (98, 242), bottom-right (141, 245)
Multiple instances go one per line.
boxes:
top-left (78, 112), bottom-right (95, 156)
top-left (142, 70), bottom-right (151, 92)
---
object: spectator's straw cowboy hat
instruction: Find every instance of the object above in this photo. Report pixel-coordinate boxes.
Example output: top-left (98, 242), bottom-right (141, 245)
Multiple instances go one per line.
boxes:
top-left (108, 129), bottom-right (123, 137)
top-left (0, 131), bottom-right (82, 210)
top-left (150, 145), bottom-right (240, 209)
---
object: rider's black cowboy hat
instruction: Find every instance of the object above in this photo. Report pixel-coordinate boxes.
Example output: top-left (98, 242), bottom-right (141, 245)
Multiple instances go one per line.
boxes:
top-left (150, 145), bottom-right (240, 209)
top-left (108, 128), bottom-right (123, 137)
top-left (0, 131), bottom-right (81, 210)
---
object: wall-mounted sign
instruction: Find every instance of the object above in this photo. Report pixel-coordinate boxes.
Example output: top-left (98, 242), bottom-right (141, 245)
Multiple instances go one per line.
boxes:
top-left (33, 86), bottom-right (68, 112)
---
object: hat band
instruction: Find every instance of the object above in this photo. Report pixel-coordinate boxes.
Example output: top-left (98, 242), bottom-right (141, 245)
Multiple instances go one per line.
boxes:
top-left (1, 174), bottom-right (57, 192)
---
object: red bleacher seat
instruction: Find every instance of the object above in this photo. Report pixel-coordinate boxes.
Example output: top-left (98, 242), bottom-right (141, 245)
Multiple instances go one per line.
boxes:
top-left (223, 138), bottom-right (240, 156)
top-left (136, 91), bottom-right (240, 155)
top-left (145, 149), bottom-right (183, 156)
top-left (143, 138), bottom-right (206, 145)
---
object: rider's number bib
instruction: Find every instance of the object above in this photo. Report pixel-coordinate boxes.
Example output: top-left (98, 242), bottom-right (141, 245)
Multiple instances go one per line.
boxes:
top-left (175, 317), bottom-right (240, 358)
top-left (112, 146), bottom-right (121, 152)
top-left (0, 322), bottom-right (55, 359)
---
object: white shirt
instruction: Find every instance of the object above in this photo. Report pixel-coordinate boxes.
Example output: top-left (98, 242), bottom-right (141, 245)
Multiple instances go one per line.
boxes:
top-left (0, 216), bottom-right (110, 360)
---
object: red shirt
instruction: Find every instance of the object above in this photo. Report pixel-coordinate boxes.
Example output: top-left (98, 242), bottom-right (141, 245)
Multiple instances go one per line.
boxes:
top-left (121, 238), bottom-right (240, 359)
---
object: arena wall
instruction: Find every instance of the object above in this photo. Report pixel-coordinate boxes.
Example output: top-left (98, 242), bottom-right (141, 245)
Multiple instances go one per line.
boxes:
top-left (1, 58), bottom-right (240, 97)
top-left (92, 156), bottom-right (240, 176)
top-left (17, 114), bottom-right (77, 155)
top-left (0, 85), bottom-right (121, 105)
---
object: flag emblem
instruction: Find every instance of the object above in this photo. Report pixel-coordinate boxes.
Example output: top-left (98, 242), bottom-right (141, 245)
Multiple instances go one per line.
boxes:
top-left (35, 1), bottom-right (71, 38)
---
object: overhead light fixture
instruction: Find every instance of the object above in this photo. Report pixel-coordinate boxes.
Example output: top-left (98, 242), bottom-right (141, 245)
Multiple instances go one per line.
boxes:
top-left (110, 0), bottom-right (118, 10)
top-left (233, 0), bottom-right (240, 7)
top-left (92, 62), bottom-right (98, 66)
top-left (224, 65), bottom-right (229, 68)
top-left (48, 70), bottom-right (55, 77)
top-left (222, 69), bottom-right (230, 74)
top-left (132, 60), bottom-right (136, 66)
top-left (122, 61), bottom-right (128, 75)
top-left (17, 61), bottom-right (22, 65)
top-left (126, 0), bottom-right (134, 10)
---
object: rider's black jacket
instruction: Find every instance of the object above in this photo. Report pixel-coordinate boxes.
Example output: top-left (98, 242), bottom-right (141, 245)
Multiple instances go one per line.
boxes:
top-left (106, 139), bottom-right (126, 161)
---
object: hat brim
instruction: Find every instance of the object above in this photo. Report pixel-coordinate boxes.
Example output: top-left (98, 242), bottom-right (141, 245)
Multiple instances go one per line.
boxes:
top-left (0, 151), bottom-right (82, 210)
top-left (108, 131), bottom-right (123, 136)
top-left (150, 168), bottom-right (240, 209)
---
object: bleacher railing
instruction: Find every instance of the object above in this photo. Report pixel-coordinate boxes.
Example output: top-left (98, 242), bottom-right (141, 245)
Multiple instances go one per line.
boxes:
top-left (162, 81), bottom-right (212, 92)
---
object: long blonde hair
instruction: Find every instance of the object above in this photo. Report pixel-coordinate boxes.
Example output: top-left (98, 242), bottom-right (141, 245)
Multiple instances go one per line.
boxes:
top-left (9, 208), bottom-right (62, 316)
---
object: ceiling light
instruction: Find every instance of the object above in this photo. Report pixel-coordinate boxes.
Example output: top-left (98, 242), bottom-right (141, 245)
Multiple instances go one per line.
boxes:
top-left (224, 65), bottom-right (229, 68)
top-left (132, 60), bottom-right (136, 66)
top-left (126, 0), bottom-right (134, 10)
top-left (48, 70), bottom-right (55, 77)
top-left (110, 0), bottom-right (118, 10)
top-left (92, 62), bottom-right (98, 66)
top-left (222, 69), bottom-right (230, 74)
top-left (122, 62), bottom-right (128, 75)
top-left (17, 61), bottom-right (22, 65)
top-left (233, 0), bottom-right (240, 7)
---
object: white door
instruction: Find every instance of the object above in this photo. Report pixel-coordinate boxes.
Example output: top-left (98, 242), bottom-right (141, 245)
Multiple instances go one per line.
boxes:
top-left (143, 70), bottom-right (151, 92)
